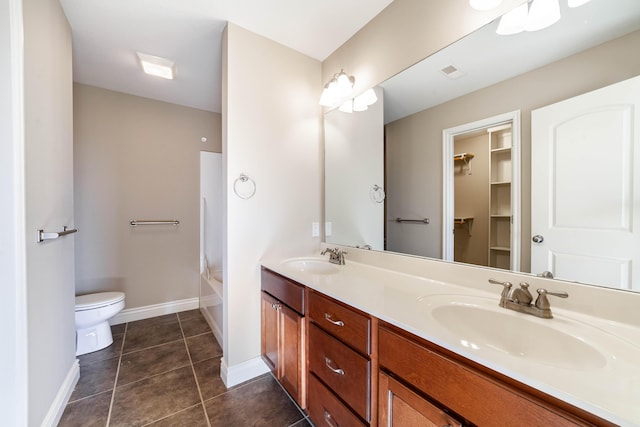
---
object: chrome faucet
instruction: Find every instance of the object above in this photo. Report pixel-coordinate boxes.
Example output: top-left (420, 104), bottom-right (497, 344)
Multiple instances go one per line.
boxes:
top-left (321, 247), bottom-right (347, 265)
top-left (489, 279), bottom-right (568, 319)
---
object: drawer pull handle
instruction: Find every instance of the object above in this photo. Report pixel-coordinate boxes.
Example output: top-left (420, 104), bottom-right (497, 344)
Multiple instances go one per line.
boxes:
top-left (324, 409), bottom-right (339, 427)
top-left (324, 313), bottom-right (344, 327)
top-left (324, 357), bottom-right (345, 376)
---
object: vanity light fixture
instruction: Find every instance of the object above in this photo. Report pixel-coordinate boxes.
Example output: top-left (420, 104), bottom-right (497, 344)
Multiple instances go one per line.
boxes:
top-left (469, 0), bottom-right (503, 11)
top-left (136, 52), bottom-right (176, 80)
top-left (320, 69), bottom-right (355, 107)
top-left (526, 0), bottom-right (561, 32)
top-left (496, 0), bottom-right (561, 35)
top-left (339, 88), bottom-right (378, 113)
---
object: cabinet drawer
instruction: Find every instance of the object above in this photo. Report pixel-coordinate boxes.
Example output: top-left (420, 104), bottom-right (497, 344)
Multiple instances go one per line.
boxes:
top-left (309, 323), bottom-right (370, 421)
top-left (379, 326), bottom-right (596, 427)
top-left (308, 373), bottom-right (366, 427)
top-left (308, 290), bottom-right (370, 354)
top-left (261, 267), bottom-right (304, 315)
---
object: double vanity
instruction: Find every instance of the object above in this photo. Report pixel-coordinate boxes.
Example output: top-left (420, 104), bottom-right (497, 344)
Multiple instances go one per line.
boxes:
top-left (261, 248), bottom-right (640, 426)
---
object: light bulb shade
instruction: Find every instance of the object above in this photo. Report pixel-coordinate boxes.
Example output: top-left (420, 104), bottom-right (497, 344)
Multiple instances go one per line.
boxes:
top-left (339, 100), bottom-right (353, 113)
top-left (496, 3), bottom-right (528, 35)
top-left (525, 0), bottom-right (560, 32)
top-left (469, 0), bottom-right (503, 11)
top-left (353, 88), bottom-right (378, 111)
top-left (352, 98), bottom-right (369, 112)
top-left (319, 86), bottom-right (334, 106)
top-left (568, 0), bottom-right (590, 7)
top-left (336, 70), bottom-right (355, 97)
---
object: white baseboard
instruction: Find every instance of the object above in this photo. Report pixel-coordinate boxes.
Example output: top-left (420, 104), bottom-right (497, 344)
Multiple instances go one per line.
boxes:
top-left (41, 359), bottom-right (79, 427)
top-left (110, 297), bottom-right (199, 325)
top-left (220, 356), bottom-right (269, 388)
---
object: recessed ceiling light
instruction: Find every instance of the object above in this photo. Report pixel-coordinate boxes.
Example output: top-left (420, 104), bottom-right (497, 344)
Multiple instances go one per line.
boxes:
top-left (136, 52), bottom-right (175, 80)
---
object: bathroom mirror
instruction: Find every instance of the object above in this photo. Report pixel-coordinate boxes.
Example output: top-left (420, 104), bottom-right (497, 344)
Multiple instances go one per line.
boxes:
top-left (324, 0), bottom-right (640, 291)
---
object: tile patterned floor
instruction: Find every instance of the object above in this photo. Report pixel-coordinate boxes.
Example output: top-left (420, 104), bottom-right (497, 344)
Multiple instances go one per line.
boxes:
top-left (59, 310), bottom-right (311, 427)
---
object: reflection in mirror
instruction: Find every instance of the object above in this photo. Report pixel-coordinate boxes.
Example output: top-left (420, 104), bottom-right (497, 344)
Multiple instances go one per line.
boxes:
top-left (324, 0), bottom-right (640, 291)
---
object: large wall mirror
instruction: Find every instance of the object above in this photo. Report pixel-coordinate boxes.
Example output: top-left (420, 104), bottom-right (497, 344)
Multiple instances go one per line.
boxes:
top-left (324, 0), bottom-right (640, 291)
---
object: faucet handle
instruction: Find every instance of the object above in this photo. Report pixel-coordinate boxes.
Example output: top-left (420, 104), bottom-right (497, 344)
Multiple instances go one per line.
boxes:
top-left (535, 288), bottom-right (568, 310)
top-left (489, 279), bottom-right (513, 306)
top-left (489, 279), bottom-right (513, 291)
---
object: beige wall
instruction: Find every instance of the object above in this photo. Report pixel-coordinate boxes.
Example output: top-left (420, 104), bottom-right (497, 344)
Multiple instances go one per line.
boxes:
top-left (323, 0), bottom-right (523, 96)
top-left (454, 134), bottom-right (489, 267)
top-left (73, 84), bottom-right (221, 309)
top-left (23, 0), bottom-right (76, 424)
top-left (223, 23), bottom-right (322, 379)
top-left (385, 30), bottom-right (640, 272)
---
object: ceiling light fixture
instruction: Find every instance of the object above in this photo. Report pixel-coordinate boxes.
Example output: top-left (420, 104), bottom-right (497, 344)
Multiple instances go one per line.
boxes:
top-left (137, 52), bottom-right (176, 80)
top-left (496, 0), bottom-right (561, 35)
top-left (469, 0), bottom-right (503, 11)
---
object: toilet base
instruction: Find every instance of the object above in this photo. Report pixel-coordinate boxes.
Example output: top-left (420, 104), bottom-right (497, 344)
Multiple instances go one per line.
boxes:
top-left (76, 320), bottom-right (114, 356)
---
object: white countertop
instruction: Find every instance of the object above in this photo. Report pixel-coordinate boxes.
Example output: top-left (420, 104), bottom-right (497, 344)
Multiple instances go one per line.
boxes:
top-left (261, 254), bottom-right (640, 426)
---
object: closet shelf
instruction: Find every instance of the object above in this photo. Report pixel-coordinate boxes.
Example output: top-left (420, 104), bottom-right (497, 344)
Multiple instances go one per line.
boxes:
top-left (454, 217), bottom-right (474, 236)
top-left (453, 153), bottom-right (474, 162)
top-left (491, 147), bottom-right (511, 154)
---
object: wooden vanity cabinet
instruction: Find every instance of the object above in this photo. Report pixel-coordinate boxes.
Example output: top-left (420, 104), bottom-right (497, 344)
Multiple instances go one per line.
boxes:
top-left (378, 322), bottom-right (615, 427)
top-left (379, 371), bottom-right (463, 427)
top-left (306, 289), bottom-right (378, 426)
top-left (260, 268), bottom-right (306, 409)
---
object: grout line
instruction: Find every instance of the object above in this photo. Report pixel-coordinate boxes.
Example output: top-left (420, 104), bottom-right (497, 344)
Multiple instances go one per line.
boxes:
top-left (139, 403), bottom-right (204, 427)
top-left (105, 322), bottom-right (127, 427)
top-left (120, 337), bottom-right (186, 357)
top-left (177, 312), bottom-right (212, 427)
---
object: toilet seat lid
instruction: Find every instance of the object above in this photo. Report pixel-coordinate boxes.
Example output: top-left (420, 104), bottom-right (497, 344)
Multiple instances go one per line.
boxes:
top-left (75, 292), bottom-right (125, 311)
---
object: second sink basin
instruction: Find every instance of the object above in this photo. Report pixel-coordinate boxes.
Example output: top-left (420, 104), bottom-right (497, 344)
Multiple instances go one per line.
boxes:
top-left (281, 257), bottom-right (340, 275)
top-left (421, 295), bottom-right (608, 370)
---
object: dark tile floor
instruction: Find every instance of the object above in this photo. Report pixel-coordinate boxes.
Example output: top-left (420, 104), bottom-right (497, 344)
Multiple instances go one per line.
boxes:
top-left (59, 310), bottom-right (311, 427)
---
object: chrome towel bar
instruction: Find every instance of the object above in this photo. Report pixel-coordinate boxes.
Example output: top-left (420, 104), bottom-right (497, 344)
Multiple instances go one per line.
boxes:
top-left (36, 226), bottom-right (78, 243)
top-left (395, 217), bottom-right (430, 224)
top-left (129, 219), bottom-right (180, 226)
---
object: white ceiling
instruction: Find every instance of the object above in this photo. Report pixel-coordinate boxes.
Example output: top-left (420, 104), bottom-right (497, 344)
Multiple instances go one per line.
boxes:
top-left (58, 0), bottom-right (394, 113)
top-left (380, 0), bottom-right (640, 124)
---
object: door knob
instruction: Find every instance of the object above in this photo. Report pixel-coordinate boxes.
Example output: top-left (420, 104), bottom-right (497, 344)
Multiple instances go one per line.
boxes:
top-left (532, 235), bottom-right (544, 243)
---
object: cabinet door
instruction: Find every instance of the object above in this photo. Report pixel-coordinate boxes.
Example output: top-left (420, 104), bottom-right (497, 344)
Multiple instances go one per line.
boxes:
top-left (280, 303), bottom-right (306, 409)
top-left (261, 291), bottom-right (279, 374)
top-left (379, 372), bottom-right (463, 427)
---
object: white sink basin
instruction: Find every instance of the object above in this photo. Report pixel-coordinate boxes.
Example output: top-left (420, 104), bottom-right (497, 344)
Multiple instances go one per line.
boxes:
top-left (281, 257), bottom-right (340, 275)
top-left (421, 295), bottom-right (608, 370)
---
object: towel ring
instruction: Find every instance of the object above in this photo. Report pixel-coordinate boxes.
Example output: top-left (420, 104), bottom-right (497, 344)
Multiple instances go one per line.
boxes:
top-left (370, 185), bottom-right (386, 203)
top-left (234, 173), bottom-right (256, 199)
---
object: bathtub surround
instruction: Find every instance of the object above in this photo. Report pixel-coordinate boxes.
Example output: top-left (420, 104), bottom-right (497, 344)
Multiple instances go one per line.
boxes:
top-left (73, 84), bottom-right (221, 311)
top-left (200, 151), bottom-right (224, 344)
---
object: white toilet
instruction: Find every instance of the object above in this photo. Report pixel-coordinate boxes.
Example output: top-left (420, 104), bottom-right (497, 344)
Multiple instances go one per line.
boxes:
top-left (75, 292), bottom-right (125, 356)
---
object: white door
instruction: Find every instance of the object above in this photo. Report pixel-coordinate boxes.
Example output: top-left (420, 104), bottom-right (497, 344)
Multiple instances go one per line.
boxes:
top-left (531, 76), bottom-right (640, 291)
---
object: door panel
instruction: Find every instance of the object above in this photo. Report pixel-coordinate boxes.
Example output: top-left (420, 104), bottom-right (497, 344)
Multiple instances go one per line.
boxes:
top-left (531, 76), bottom-right (640, 290)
